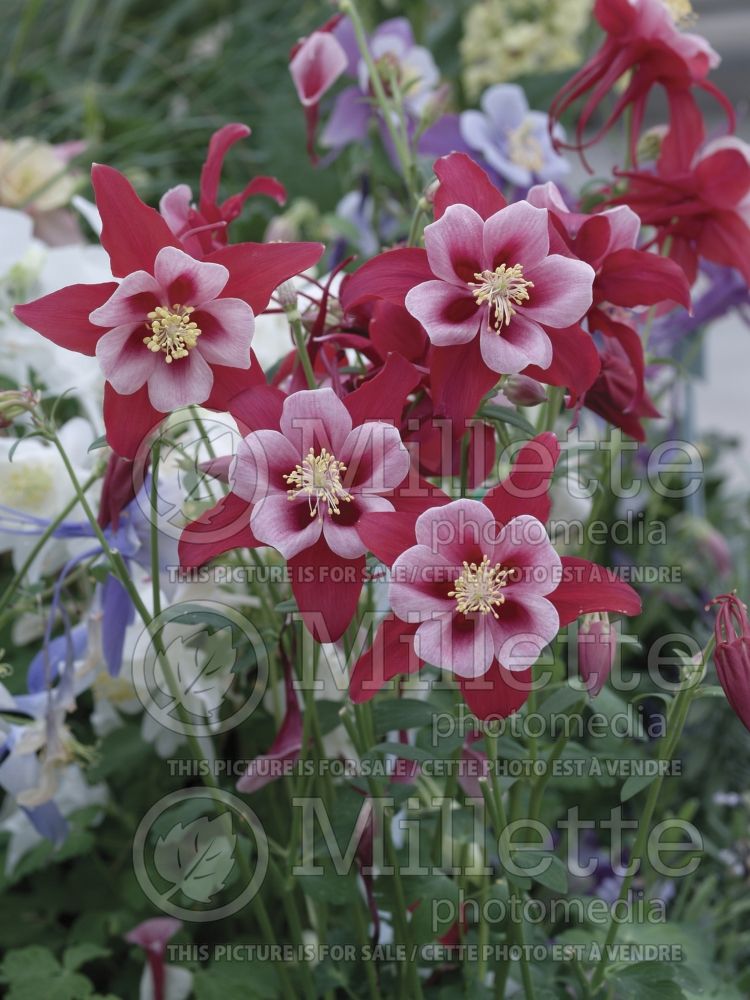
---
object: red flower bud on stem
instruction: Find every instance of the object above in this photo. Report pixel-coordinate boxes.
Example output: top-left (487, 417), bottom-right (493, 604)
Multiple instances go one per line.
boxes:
top-left (708, 594), bottom-right (750, 732)
top-left (578, 612), bottom-right (617, 697)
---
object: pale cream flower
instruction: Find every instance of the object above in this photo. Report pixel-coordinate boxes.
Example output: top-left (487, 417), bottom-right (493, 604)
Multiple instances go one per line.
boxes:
top-left (0, 137), bottom-right (79, 212)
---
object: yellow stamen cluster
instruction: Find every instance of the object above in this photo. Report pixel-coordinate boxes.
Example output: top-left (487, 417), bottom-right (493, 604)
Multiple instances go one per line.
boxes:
top-left (284, 447), bottom-right (352, 519)
top-left (663, 0), bottom-right (696, 27)
top-left (448, 555), bottom-right (510, 619)
top-left (470, 263), bottom-right (534, 330)
top-left (144, 304), bottom-right (201, 363)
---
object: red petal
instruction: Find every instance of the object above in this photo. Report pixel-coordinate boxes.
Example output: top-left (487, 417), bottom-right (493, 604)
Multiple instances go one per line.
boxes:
top-left (433, 152), bottom-right (507, 221)
top-left (203, 349), bottom-right (266, 412)
top-left (344, 352), bottom-right (421, 425)
top-left (429, 337), bottom-right (498, 428)
top-left (524, 323), bottom-right (601, 397)
top-left (550, 556), bottom-right (642, 626)
top-left (340, 247), bottom-right (433, 310)
top-left (389, 476), bottom-right (452, 516)
top-left (14, 282), bottom-right (116, 356)
top-left (483, 432), bottom-right (559, 526)
top-left (103, 383), bottom-right (163, 460)
top-left (228, 382), bottom-right (286, 434)
top-left (289, 539), bottom-right (365, 642)
top-left (349, 616), bottom-right (421, 702)
top-left (92, 164), bottom-right (179, 278)
top-left (369, 301), bottom-right (427, 362)
top-left (357, 511), bottom-right (419, 566)
top-left (207, 241), bottom-right (324, 314)
top-left (458, 664), bottom-right (532, 720)
top-left (178, 491), bottom-right (258, 569)
top-left (596, 248), bottom-right (691, 309)
top-left (237, 655), bottom-right (301, 793)
top-left (199, 123), bottom-right (250, 214)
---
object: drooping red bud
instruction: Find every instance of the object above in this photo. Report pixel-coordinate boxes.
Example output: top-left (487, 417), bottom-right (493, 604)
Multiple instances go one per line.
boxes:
top-left (708, 594), bottom-right (750, 732)
top-left (578, 612), bottom-right (617, 696)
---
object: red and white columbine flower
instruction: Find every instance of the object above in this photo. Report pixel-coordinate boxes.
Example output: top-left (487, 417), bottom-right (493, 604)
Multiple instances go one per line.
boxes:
top-left (230, 386), bottom-right (410, 560)
top-left (178, 355), bottom-right (446, 641)
top-left (15, 162), bottom-right (323, 458)
top-left (92, 245), bottom-right (255, 412)
top-left (390, 499), bottom-right (562, 677)
top-left (404, 200), bottom-right (595, 375)
top-left (351, 433), bottom-right (641, 719)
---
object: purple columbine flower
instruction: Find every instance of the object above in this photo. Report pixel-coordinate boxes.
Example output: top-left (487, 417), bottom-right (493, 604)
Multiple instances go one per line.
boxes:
top-left (420, 84), bottom-right (569, 192)
top-left (321, 17), bottom-right (440, 152)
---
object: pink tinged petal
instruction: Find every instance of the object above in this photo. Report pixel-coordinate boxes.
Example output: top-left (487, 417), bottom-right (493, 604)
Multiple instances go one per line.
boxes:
top-left (390, 545), bottom-right (458, 621)
top-left (522, 255), bottom-right (594, 326)
top-left (96, 323), bottom-right (159, 394)
top-left (414, 498), bottom-right (498, 565)
top-left (290, 31), bottom-right (348, 106)
top-left (479, 312), bottom-right (552, 374)
top-left (153, 245), bottom-right (229, 304)
top-left (194, 297), bottom-right (255, 367)
top-left (146, 347), bottom-right (214, 412)
top-left (14, 282), bottom-right (116, 356)
top-left (488, 594), bottom-right (560, 671)
top-left (280, 386), bottom-right (352, 456)
top-left (237, 654), bottom-right (301, 794)
top-left (341, 422), bottom-right (410, 494)
top-left (405, 281), bottom-right (480, 347)
top-left (89, 270), bottom-right (161, 327)
top-left (490, 515), bottom-right (562, 596)
top-left (423, 203), bottom-right (485, 285)
top-left (251, 494), bottom-right (323, 559)
top-left (159, 184), bottom-right (192, 237)
top-left (415, 613), bottom-right (495, 678)
top-left (230, 430), bottom-right (299, 502)
top-left (482, 202), bottom-right (550, 270)
top-left (322, 495), bottom-right (393, 560)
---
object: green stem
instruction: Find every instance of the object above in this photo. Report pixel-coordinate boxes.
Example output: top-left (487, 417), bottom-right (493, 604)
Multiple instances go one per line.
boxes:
top-left (339, 0), bottom-right (419, 202)
top-left (49, 431), bottom-right (298, 994)
top-left (288, 308), bottom-right (317, 389)
top-left (149, 440), bottom-right (162, 619)
top-left (588, 650), bottom-right (708, 994)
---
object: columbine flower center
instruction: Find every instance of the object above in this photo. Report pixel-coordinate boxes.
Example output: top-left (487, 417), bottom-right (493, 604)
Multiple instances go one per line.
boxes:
top-left (449, 555), bottom-right (510, 619)
top-left (284, 447), bottom-right (352, 519)
top-left (470, 263), bottom-right (534, 330)
top-left (144, 304), bottom-right (201, 363)
top-left (663, 0), bottom-right (696, 27)
top-left (507, 120), bottom-right (544, 173)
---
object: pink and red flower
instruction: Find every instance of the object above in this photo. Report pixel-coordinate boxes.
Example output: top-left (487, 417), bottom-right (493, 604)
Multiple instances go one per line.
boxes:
top-left (160, 123), bottom-right (287, 257)
top-left (14, 161), bottom-right (323, 458)
top-left (350, 434), bottom-right (641, 719)
top-left (549, 0), bottom-right (733, 172)
top-left (179, 357), bottom-right (448, 641)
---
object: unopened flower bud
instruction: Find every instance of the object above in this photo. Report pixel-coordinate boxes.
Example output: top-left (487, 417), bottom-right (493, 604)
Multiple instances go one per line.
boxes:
top-left (275, 277), bottom-right (299, 312)
top-left (708, 593), bottom-right (750, 732)
top-left (578, 613), bottom-right (617, 697)
top-left (503, 374), bottom-right (547, 407)
top-left (0, 387), bottom-right (40, 426)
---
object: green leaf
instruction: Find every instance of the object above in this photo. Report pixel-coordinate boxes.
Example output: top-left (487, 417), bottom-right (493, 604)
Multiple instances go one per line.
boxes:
top-left (296, 866), bottom-right (359, 905)
top-left (514, 851), bottom-right (568, 893)
top-left (611, 961), bottom-right (686, 999)
top-left (480, 404), bottom-right (537, 437)
top-left (87, 434), bottom-right (108, 452)
top-left (62, 944), bottom-right (110, 972)
top-left (194, 961), bottom-right (279, 1000)
top-left (621, 773), bottom-right (657, 802)
top-left (0, 946), bottom-right (95, 1000)
top-left (372, 698), bottom-right (437, 733)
